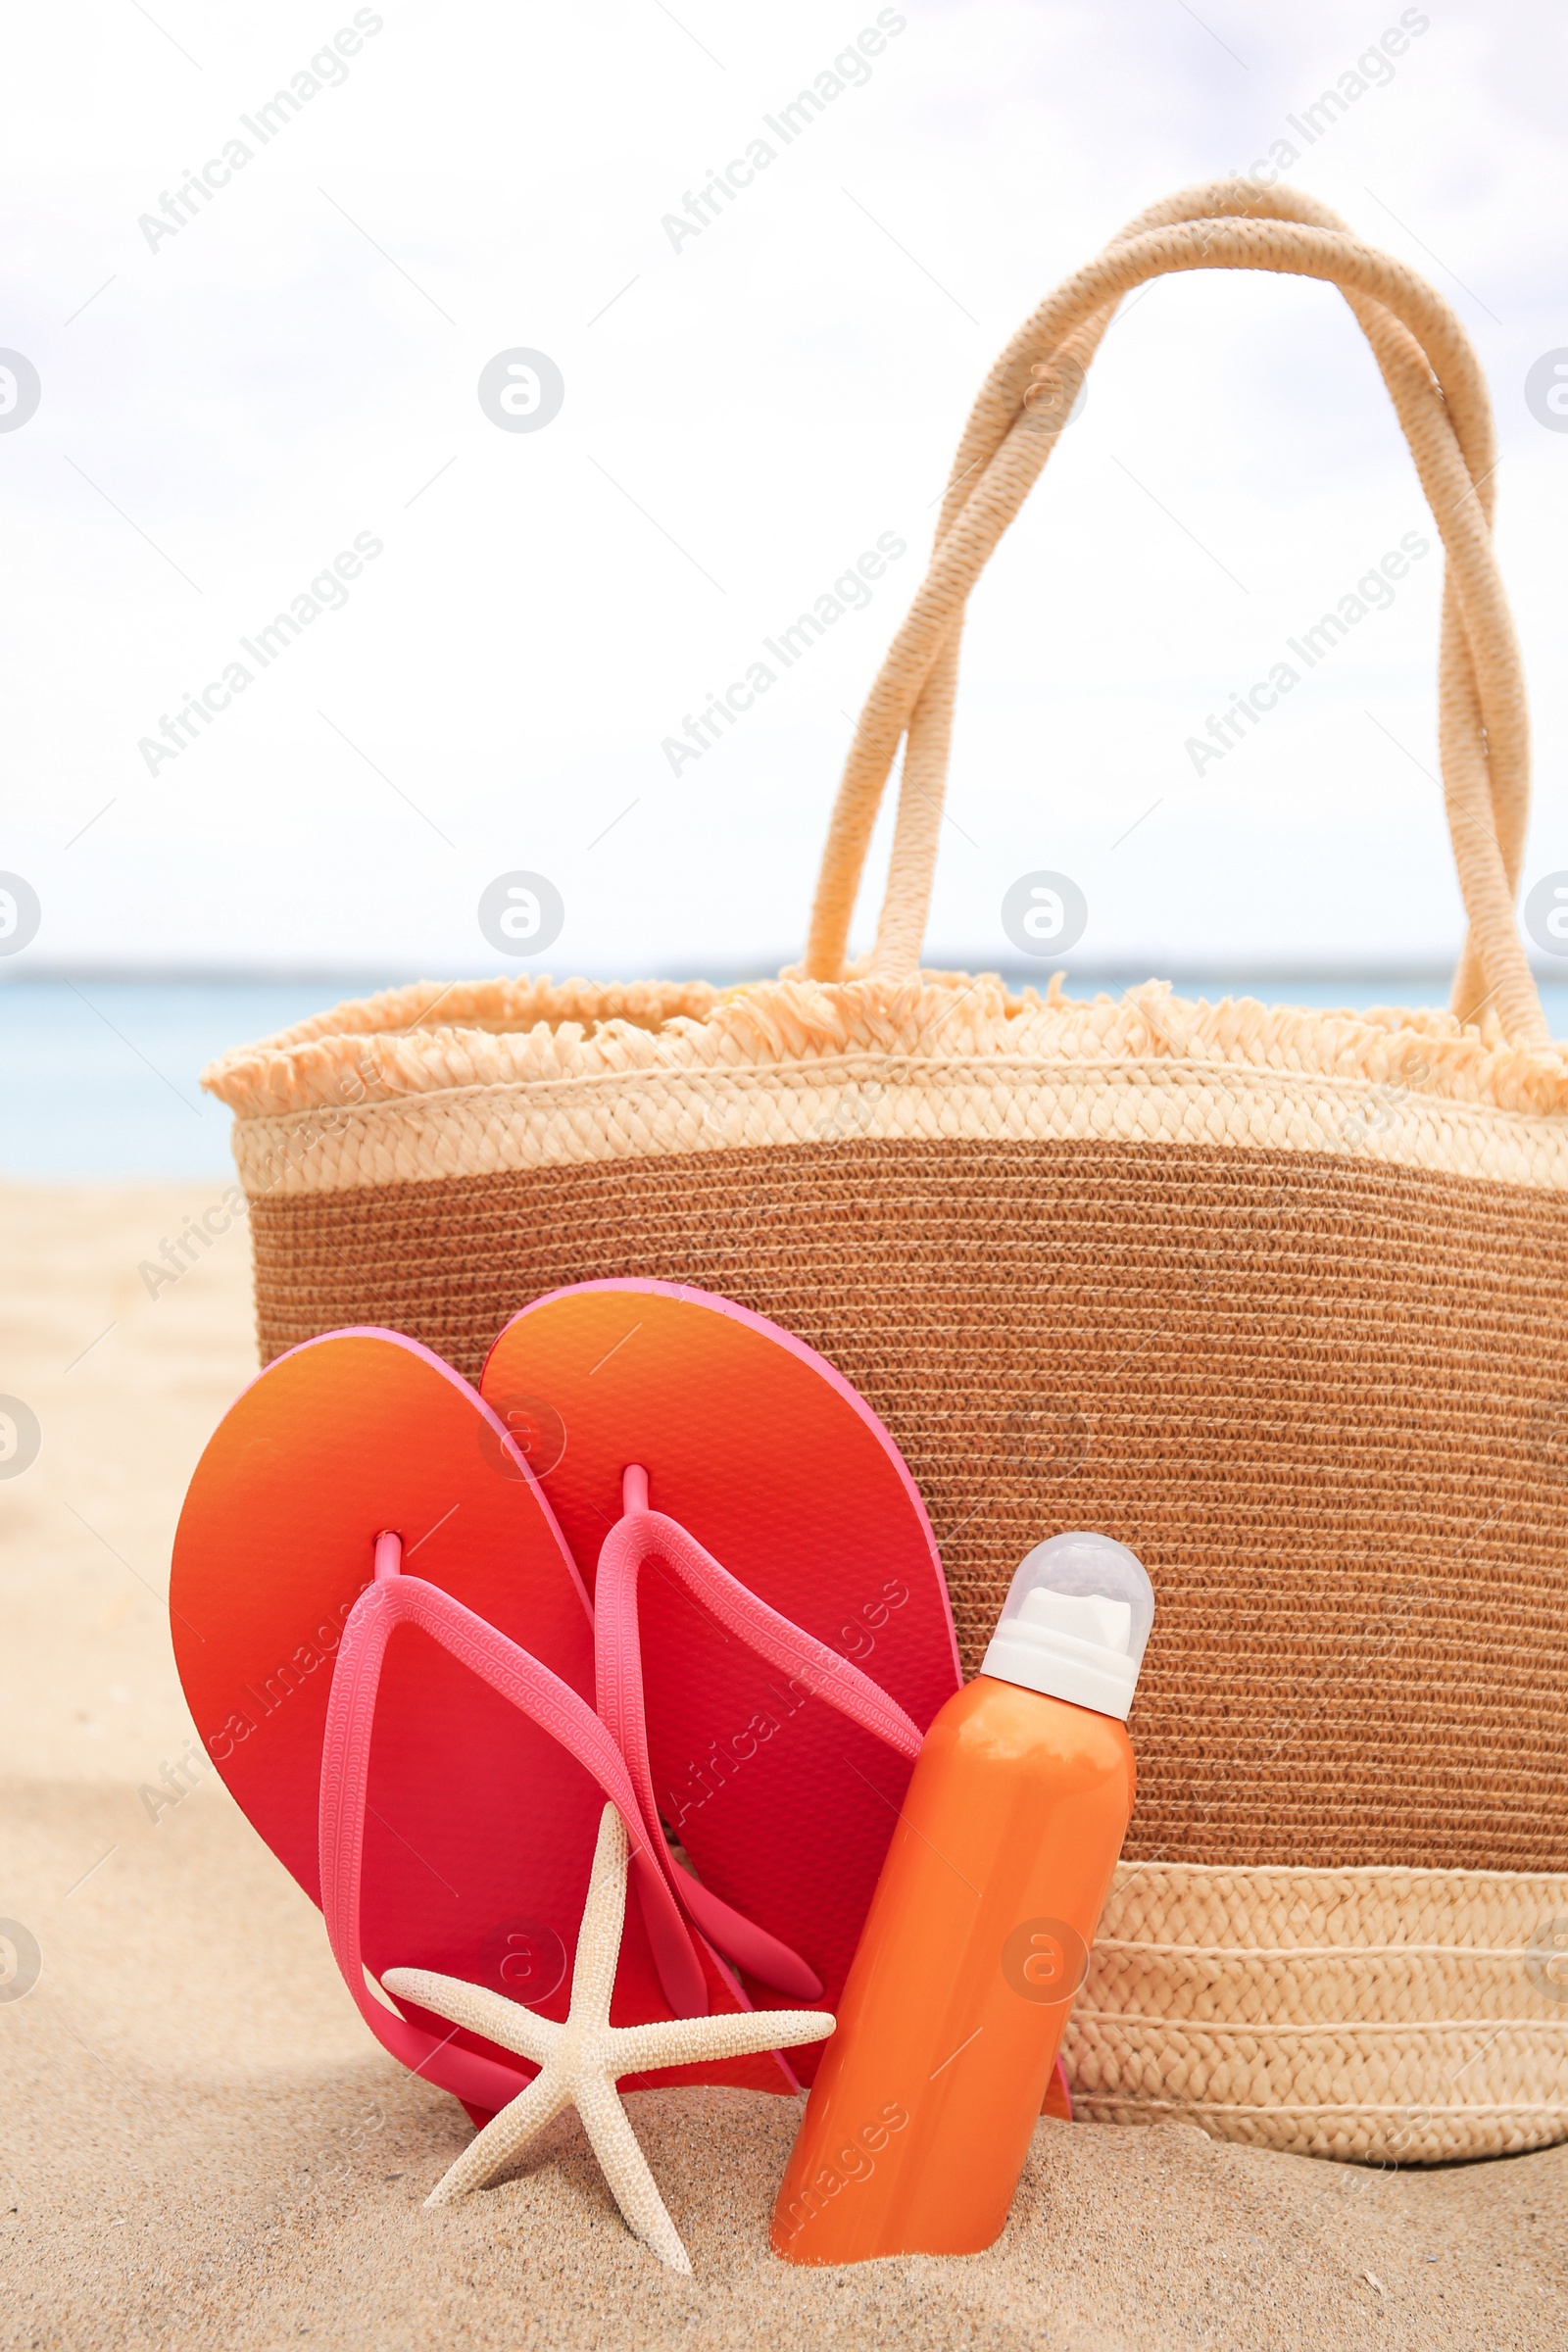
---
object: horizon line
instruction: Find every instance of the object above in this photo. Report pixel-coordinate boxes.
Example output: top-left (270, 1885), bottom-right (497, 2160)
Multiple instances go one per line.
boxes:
top-left (5, 958), bottom-right (1562, 989)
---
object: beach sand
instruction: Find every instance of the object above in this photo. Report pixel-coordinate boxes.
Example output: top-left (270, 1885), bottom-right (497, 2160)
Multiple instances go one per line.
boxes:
top-left (2, 1181), bottom-right (1563, 2350)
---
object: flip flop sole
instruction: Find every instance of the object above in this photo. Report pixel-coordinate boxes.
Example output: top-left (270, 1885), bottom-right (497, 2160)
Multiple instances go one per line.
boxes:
top-left (171, 1328), bottom-right (788, 2100)
top-left (480, 1282), bottom-right (962, 2057)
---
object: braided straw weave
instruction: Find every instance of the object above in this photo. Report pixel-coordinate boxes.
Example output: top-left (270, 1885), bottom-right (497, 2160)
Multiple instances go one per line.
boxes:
top-left (204, 185), bottom-right (1568, 2162)
top-left (1069, 1863), bottom-right (1568, 2161)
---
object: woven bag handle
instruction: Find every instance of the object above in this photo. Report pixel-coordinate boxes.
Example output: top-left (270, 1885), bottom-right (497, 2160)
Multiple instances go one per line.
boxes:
top-left (804, 180), bottom-right (1547, 1048)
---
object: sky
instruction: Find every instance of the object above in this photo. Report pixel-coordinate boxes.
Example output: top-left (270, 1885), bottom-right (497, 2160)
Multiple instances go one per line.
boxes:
top-left (2, 0), bottom-right (1566, 981)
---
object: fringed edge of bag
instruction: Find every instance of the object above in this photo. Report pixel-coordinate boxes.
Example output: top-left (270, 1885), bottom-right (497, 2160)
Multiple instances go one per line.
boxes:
top-left (200, 969), bottom-right (1568, 1125)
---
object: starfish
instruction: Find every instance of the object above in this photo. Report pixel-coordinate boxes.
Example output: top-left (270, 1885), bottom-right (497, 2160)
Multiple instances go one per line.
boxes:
top-left (383, 1804), bottom-right (835, 2272)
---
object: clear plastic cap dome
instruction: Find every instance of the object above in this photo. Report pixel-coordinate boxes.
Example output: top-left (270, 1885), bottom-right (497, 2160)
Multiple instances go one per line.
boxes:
top-left (983, 1531), bottom-right (1155, 1718)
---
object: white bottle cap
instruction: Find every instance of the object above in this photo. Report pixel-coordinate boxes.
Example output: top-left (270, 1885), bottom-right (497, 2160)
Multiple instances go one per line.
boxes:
top-left (981, 1532), bottom-right (1155, 1720)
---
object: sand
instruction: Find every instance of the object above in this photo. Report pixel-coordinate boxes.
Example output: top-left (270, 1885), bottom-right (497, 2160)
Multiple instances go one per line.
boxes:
top-left (2, 1179), bottom-right (1564, 2351)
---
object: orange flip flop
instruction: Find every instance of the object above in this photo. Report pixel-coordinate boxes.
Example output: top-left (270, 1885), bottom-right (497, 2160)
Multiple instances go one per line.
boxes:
top-left (480, 1282), bottom-right (963, 2071)
top-left (170, 1328), bottom-right (795, 2123)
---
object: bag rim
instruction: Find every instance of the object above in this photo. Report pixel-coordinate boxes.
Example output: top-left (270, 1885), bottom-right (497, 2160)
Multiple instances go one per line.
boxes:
top-left (201, 970), bottom-right (1568, 1128)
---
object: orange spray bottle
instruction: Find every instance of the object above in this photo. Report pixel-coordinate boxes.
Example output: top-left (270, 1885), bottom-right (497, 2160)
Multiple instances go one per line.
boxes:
top-left (771, 1532), bottom-right (1154, 2263)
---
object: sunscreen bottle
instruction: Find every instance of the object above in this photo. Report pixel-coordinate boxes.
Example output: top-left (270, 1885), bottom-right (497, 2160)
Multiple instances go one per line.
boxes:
top-left (771, 1532), bottom-right (1153, 2263)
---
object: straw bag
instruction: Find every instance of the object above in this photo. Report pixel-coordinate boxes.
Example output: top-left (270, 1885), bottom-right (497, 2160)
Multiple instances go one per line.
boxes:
top-left (205, 181), bottom-right (1568, 2165)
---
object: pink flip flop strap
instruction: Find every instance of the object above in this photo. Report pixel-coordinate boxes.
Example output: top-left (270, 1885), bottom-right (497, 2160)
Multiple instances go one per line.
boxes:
top-left (594, 1494), bottom-right (925, 1997)
top-left (318, 1544), bottom-right (710, 2112)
